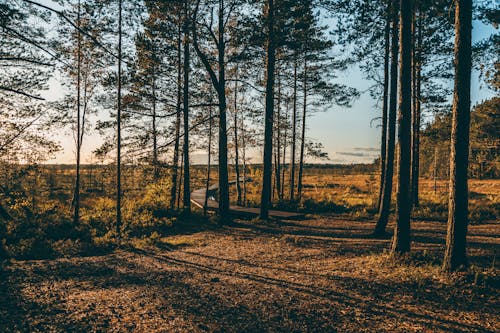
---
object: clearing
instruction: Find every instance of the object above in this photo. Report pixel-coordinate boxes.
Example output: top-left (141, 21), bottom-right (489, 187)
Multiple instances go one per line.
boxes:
top-left (1, 217), bottom-right (499, 332)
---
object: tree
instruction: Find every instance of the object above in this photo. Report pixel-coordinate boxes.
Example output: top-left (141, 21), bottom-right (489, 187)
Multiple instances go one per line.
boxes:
top-left (192, 0), bottom-right (233, 221)
top-left (182, 0), bottom-right (191, 215)
top-left (410, 6), bottom-right (422, 207)
top-left (116, 0), bottom-right (123, 236)
top-left (295, 1), bottom-right (357, 201)
top-left (374, 0), bottom-right (399, 236)
top-left (232, 67), bottom-right (243, 205)
top-left (143, 0), bottom-right (185, 211)
top-left (378, 0), bottom-right (391, 211)
top-left (54, 0), bottom-right (105, 224)
top-left (204, 105), bottom-right (214, 215)
top-left (391, 0), bottom-right (413, 255)
top-left (74, 0), bottom-right (83, 224)
top-left (443, 0), bottom-right (472, 271)
top-left (260, 0), bottom-right (277, 219)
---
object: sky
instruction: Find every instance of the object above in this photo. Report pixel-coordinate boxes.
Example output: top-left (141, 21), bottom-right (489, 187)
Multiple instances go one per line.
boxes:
top-left (40, 4), bottom-right (497, 165)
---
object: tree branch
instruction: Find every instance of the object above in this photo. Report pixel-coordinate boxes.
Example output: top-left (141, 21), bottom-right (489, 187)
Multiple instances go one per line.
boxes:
top-left (0, 86), bottom-right (45, 100)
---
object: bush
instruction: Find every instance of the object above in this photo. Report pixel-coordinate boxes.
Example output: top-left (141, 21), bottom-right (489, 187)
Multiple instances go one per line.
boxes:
top-left (4, 201), bottom-right (94, 260)
top-left (7, 235), bottom-right (53, 260)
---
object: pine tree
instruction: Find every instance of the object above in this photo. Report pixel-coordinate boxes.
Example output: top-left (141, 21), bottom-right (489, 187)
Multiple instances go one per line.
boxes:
top-left (374, 0), bottom-right (399, 236)
top-left (443, 0), bottom-right (472, 271)
top-left (260, 0), bottom-right (277, 219)
top-left (391, 0), bottom-right (413, 255)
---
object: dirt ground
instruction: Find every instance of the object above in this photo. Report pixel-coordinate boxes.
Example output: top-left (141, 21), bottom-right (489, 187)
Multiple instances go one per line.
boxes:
top-left (1, 217), bottom-right (499, 332)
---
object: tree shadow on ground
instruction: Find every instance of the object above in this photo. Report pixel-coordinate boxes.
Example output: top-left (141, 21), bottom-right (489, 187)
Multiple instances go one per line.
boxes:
top-left (129, 248), bottom-right (496, 333)
top-left (2, 217), bottom-right (498, 332)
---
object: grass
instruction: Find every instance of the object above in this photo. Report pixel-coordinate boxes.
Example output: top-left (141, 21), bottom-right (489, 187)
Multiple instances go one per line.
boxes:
top-left (2, 164), bottom-right (498, 262)
top-left (237, 171), bottom-right (499, 222)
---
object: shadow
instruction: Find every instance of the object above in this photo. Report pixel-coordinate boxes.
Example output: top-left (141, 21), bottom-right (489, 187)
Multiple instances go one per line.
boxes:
top-left (227, 220), bottom-right (378, 241)
top-left (3, 215), bottom-right (498, 332)
top-left (130, 248), bottom-right (496, 333)
top-left (3, 239), bottom-right (497, 332)
top-left (0, 262), bottom-right (99, 332)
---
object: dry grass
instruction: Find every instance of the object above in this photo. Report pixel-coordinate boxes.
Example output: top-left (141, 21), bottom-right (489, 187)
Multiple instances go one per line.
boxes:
top-left (236, 171), bottom-right (499, 222)
top-left (1, 217), bottom-right (498, 332)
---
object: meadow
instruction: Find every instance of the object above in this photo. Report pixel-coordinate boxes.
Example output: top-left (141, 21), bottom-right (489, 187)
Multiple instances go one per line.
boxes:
top-left (2, 163), bottom-right (497, 260)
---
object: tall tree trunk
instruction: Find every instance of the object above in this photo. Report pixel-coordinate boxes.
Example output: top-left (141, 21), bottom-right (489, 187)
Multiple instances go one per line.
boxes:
top-left (391, 0), bottom-right (413, 255)
top-left (260, 0), bottom-right (276, 220)
top-left (411, 10), bottom-right (422, 208)
top-left (374, 0), bottom-right (399, 236)
top-left (204, 107), bottom-right (213, 216)
top-left (297, 57), bottom-right (307, 201)
top-left (152, 66), bottom-right (159, 180)
top-left (170, 22), bottom-right (182, 210)
top-left (177, 145), bottom-right (183, 210)
top-left (377, 0), bottom-right (391, 212)
top-left (192, 0), bottom-right (230, 219)
top-left (281, 98), bottom-right (288, 199)
top-left (234, 68), bottom-right (242, 205)
top-left (290, 59), bottom-right (298, 201)
top-left (242, 118), bottom-right (247, 206)
top-left (217, 0), bottom-right (230, 221)
top-left (73, 0), bottom-right (82, 225)
top-left (116, 0), bottom-right (122, 237)
top-left (274, 67), bottom-right (282, 201)
top-left (410, 5), bottom-right (416, 206)
top-left (443, 0), bottom-right (472, 272)
top-left (182, 4), bottom-right (191, 215)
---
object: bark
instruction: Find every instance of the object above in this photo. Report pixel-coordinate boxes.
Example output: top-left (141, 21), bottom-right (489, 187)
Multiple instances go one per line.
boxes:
top-left (177, 146), bottom-right (183, 210)
top-left (281, 98), bottom-right (288, 200)
top-left (116, 0), bottom-right (122, 236)
top-left (241, 118), bottom-right (247, 206)
top-left (377, 0), bottom-right (391, 212)
top-left (182, 3), bottom-right (191, 215)
top-left (391, 0), bottom-right (413, 255)
top-left (260, 0), bottom-right (276, 220)
top-left (170, 22), bottom-right (182, 210)
top-left (411, 11), bottom-right (422, 207)
top-left (297, 57), bottom-right (307, 201)
top-left (290, 59), bottom-right (298, 201)
top-left (433, 146), bottom-right (438, 194)
top-left (234, 69), bottom-right (242, 205)
top-left (274, 67), bottom-right (282, 200)
top-left (73, 0), bottom-right (81, 225)
top-left (374, 0), bottom-right (399, 236)
top-left (443, 0), bottom-right (472, 272)
top-left (204, 107), bottom-right (213, 216)
top-left (152, 65), bottom-right (159, 180)
top-left (217, 0), bottom-right (230, 220)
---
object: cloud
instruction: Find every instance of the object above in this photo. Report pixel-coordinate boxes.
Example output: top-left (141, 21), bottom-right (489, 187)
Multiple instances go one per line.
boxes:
top-left (336, 152), bottom-right (368, 157)
top-left (352, 147), bottom-right (379, 152)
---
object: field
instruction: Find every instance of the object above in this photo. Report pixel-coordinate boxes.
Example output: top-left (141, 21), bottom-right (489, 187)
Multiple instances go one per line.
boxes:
top-left (236, 166), bottom-right (499, 223)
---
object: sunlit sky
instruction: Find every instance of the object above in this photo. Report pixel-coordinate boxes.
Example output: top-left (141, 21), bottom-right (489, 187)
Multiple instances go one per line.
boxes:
top-left (39, 1), bottom-right (496, 165)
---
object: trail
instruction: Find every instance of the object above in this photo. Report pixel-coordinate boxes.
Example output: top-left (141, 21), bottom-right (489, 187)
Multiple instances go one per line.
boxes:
top-left (190, 178), bottom-right (304, 219)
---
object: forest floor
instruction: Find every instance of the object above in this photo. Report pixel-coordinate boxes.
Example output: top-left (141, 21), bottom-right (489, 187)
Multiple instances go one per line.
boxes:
top-left (1, 217), bottom-right (499, 332)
